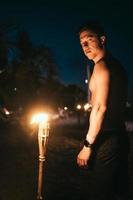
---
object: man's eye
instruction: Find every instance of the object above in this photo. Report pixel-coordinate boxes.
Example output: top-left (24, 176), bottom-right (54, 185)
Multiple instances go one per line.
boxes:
top-left (87, 38), bottom-right (92, 41)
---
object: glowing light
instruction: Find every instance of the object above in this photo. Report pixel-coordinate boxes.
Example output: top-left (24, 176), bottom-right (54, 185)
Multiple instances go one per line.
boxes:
top-left (31, 113), bottom-right (49, 124)
top-left (5, 110), bottom-right (10, 115)
top-left (85, 79), bottom-right (88, 84)
top-left (77, 104), bottom-right (81, 110)
top-left (84, 103), bottom-right (92, 111)
top-left (3, 108), bottom-right (10, 115)
top-left (64, 106), bottom-right (68, 110)
top-left (84, 103), bottom-right (90, 111)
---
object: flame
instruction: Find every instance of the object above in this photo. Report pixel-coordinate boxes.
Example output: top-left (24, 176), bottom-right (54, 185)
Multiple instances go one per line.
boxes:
top-left (31, 113), bottom-right (49, 124)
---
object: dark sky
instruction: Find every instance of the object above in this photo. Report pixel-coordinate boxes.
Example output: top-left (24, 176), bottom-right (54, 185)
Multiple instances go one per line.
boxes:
top-left (0, 0), bottom-right (133, 100)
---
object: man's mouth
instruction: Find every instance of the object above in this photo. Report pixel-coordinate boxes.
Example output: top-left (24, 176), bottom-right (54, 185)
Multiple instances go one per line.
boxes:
top-left (85, 50), bottom-right (91, 54)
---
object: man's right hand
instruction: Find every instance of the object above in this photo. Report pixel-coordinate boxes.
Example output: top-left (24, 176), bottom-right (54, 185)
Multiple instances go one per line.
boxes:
top-left (77, 146), bottom-right (92, 167)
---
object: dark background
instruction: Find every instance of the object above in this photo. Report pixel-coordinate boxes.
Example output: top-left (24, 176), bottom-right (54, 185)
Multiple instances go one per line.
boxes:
top-left (0, 0), bottom-right (133, 101)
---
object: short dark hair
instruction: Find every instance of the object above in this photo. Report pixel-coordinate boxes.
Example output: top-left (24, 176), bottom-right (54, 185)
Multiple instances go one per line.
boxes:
top-left (78, 19), bottom-right (105, 37)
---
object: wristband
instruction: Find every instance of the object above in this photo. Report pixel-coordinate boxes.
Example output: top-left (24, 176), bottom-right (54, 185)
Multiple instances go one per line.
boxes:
top-left (84, 139), bottom-right (93, 148)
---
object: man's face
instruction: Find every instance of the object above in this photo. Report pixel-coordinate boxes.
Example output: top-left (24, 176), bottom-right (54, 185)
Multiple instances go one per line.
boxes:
top-left (79, 30), bottom-right (104, 60)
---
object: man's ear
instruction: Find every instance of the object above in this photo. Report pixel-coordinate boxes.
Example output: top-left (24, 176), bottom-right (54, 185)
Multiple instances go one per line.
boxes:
top-left (100, 36), bottom-right (106, 45)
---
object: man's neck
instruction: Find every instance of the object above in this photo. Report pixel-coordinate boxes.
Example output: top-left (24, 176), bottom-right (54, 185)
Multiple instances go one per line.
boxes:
top-left (93, 50), bottom-right (106, 64)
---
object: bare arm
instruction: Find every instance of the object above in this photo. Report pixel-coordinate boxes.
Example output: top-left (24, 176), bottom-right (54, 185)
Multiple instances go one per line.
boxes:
top-left (86, 65), bottom-right (110, 143)
top-left (77, 64), bottom-right (110, 167)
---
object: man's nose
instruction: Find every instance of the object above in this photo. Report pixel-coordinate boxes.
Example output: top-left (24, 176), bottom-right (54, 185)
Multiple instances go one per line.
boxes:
top-left (83, 41), bottom-right (89, 48)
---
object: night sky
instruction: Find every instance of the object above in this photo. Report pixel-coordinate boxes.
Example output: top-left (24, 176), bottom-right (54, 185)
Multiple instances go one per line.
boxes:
top-left (0, 0), bottom-right (133, 101)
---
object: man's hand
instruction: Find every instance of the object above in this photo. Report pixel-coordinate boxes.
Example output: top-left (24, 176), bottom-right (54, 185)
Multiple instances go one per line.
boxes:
top-left (77, 146), bottom-right (92, 167)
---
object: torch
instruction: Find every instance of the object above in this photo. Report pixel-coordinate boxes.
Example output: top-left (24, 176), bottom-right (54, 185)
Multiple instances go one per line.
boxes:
top-left (31, 113), bottom-right (50, 200)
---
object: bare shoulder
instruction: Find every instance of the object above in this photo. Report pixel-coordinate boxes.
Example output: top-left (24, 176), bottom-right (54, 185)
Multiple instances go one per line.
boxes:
top-left (94, 59), bottom-right (109, 73)
top-left (93, 60), bottom-right (110, 82)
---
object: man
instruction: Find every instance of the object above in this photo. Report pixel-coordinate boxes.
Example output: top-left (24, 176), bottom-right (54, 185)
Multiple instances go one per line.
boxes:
top-left (77, 20), bottom-right (129, 200)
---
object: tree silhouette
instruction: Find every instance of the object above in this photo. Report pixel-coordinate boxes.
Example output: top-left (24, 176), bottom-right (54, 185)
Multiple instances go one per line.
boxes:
top-left (0, 22), bottom-right (87, 113)
top-left (0, 23), bottom-right (59, 110)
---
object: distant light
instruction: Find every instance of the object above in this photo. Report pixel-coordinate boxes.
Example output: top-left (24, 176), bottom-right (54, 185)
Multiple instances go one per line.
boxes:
top-left (14, 88), bottom-right (17, 91)
top-left (64, 106), bottom-right (68, 110)
top-left (3, 108), bottom-right (10, 115)
top-left (84, 103), bottom-right (89, 111)
top-left (77, 104), bottom-right (81, 110)
top-left (85, 79), bottom-right (88, 84)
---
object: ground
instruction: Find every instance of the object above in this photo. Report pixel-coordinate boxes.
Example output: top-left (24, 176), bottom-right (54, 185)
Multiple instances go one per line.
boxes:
top-left (0, 116), bottom-right (133, 200)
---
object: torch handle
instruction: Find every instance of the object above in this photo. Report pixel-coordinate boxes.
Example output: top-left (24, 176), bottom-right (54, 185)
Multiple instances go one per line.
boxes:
top-left (37, 161), bottom-right (44, 200)
top-left (37, 123), bottom-right (50, 200)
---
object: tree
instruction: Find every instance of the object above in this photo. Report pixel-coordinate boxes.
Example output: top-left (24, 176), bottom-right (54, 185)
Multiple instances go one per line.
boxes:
top-left (0, 23), bottom-right (60, 110)
top-left (12, 31), bottom-right (59, 109)
top-left (0, 22), bottom-right (86, 113)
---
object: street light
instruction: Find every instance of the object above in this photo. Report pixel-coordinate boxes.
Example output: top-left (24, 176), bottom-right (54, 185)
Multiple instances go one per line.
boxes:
top-left (31, 113), bottom-right (50, 200)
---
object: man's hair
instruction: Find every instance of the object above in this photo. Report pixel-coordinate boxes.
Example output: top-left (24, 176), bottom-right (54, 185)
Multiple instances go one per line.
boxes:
top-left (78, 19), bottom-right (105, 37)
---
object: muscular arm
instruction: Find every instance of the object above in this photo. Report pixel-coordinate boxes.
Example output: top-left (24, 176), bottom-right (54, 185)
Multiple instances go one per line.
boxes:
top-left (86, 65), bottom-right (110, 143)
top-left (77, 63), bottom-right (110, 167)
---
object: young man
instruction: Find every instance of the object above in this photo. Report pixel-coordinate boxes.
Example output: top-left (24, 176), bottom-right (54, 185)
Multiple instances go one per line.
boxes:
top-left (77, 20), bottom-right (129, 200)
